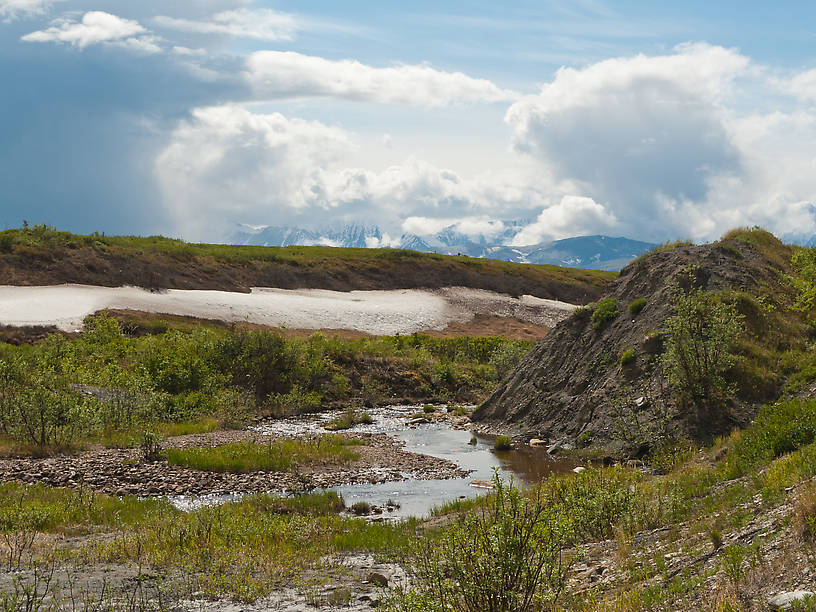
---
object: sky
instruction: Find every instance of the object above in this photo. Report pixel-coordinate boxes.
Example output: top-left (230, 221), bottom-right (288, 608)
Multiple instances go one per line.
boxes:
top-left (1, 1), bottom-right (816, 245)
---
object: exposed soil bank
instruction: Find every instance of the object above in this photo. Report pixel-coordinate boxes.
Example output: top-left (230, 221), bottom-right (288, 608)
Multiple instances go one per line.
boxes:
top-left (0, 231), bottom-right (613, 303)
top-left (0, 284), bottom-right (575, 336)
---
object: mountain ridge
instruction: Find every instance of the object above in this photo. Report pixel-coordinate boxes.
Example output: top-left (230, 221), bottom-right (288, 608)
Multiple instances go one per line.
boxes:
top-left (230, 223), bottom-right (657, 271)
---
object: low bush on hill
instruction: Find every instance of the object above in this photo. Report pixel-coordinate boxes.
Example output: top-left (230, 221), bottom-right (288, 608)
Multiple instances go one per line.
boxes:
top-left (628, 297), bottom-right (647, 316)
top-left (591, 298), bottom-right (620, 330)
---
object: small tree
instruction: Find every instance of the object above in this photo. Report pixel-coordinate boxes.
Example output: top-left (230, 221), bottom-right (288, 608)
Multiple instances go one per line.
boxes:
top-left (662, 287), bottom-right (744, 424)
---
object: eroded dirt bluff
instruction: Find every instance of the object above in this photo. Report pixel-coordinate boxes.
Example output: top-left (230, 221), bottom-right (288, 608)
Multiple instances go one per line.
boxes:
top-left (472, 233), bottom-right (803, 449)
top-left (0, 231), bottom-right (613, 303)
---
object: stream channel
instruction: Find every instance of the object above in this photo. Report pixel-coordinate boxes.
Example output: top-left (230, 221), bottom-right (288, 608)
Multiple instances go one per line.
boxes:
top-left (170, 405), bottom-right (578, 518)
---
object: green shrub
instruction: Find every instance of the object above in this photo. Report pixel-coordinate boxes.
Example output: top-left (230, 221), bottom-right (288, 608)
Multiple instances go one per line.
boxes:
top-left (423, 404), bottom-right (436, 414)
top-left (494, 435), bottom-right (512, 451)
top-left (389, 473), bottom-right (569, 611)
top-left (450, 405), bottom-right (469, 417)
top-left (489, 342), bottom-right (529, 379)
top-left (350, 501), bottom-right (372, 515)
top-left (139, 431), bottom-right (164, 462)
top-left (324, 406), bottom-right (374, 431)
top-left (619, 349), bottom-right (636, 366)
top-left (576, 431), bottom-right (592, 448)
top-left (0, 376), bottom-right (89, 447)
top-left (646, 438), bottom-right (695, 474)
top-left (628, 298), bottom-right (647, 316)
top-left (662, 287), bottom-right (744, 419)
top-left (0, 232), bottom-right (14, 253)
top-left (730, 398), bottom-right (816, 472)
top-left (571, 305), bottom-right (592, 322)
top-left (435, 363), bottom-right (456, 386)
top-left (591, 298), bottom-right (620, 330)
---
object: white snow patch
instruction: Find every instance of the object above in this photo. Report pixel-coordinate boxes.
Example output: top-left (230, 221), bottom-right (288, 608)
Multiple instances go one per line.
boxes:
top-left (0, 285), bottom-right (577, 335)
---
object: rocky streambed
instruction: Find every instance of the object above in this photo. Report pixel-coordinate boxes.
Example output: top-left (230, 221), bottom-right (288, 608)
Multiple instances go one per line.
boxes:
top-left (0, 429), bottom-right (468, 498)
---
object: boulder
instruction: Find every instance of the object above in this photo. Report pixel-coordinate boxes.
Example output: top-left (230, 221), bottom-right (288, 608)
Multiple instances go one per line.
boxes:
top-left (768, 591), bottom-right (815, 610)
top-left (367, 572), bottom-right (389, 587)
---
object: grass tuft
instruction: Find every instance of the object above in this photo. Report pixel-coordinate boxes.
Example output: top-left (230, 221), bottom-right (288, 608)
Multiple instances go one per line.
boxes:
top-left (165, 435), bottom-right (361, 473)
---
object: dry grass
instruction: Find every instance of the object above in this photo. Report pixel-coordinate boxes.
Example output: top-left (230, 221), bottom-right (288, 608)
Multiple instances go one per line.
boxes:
top-left (793, 485), bottom-right (816, 543)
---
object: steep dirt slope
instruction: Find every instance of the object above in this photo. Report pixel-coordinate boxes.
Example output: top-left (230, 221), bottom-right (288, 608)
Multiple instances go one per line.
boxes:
top-left (473, 232), bottom-right (805, 449)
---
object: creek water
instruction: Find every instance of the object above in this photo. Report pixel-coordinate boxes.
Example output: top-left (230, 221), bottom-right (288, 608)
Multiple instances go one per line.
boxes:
top-left (170, 405), bottom-right (578, 518)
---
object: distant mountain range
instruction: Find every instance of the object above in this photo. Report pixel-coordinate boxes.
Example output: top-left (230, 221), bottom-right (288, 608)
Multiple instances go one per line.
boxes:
top-left (230, 223), bottom-right (658, 271)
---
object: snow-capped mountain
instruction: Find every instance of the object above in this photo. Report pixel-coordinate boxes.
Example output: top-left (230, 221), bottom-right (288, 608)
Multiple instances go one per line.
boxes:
top-left (232, 223), bottom-right (382, 249)
top-left (230, 223), bottom-right (657, 271)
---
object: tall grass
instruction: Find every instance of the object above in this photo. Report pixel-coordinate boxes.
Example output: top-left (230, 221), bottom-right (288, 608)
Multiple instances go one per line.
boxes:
top-left (165, 436), bottom-right (361, 473)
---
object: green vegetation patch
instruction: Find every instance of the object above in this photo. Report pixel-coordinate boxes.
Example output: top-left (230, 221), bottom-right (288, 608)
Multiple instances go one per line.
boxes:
top-left (0, 313), bottom-right (534, 453)
top-left (165, 435), bottom-right (361, 473)
top-left (728, 398), bottom-right (816, 474)
top-left (0, 482), bottom-right (175, 535)
top-left (628, 297), bottom-right (647, 316)
top-left (591, 297), bottom-right (620, 330)
top-left (493, 435), bottom-right (512, 450)
top-left (324, 406), bottom-right (374, 431)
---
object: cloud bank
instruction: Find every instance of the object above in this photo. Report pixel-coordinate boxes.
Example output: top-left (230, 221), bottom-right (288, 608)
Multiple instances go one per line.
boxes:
top-left (154, 8), bottom-right (296, 41)
top-left (0, 0), bottom-right (62, 22)
top-left (245, 51), bottom-right (518, 106)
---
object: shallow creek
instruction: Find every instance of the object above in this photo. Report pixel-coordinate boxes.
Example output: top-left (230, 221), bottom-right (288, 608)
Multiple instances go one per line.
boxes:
top-left (170, 405), bottom-right (578, 518)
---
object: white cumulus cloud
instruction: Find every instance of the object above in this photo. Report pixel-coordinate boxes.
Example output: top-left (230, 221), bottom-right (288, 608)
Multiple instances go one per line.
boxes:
top-left (155, 44), bottom-right (816, 245)
top-left (21, 11), bottom-right (161, 52)
top-left (505, 43), bottom-right (781, 241)
top-left (155, 105), bottom-right (353, 240)
top-left (154, 9), bottom-right (295, 41)
top-left (155, 106), bottom-right (560, 241)
top-left (788, 68), bottom-right (816, 102)
top-left (245, 50), bottom-right (517, 107)
top-left (511, 196), bottom-right (618, 245)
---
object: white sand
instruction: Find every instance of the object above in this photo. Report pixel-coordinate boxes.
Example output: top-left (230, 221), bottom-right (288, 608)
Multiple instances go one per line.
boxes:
top-left (0, 284), bottom-right (576, 335)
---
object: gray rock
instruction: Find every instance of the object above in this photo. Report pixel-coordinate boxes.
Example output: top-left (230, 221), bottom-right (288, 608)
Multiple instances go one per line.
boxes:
top-left (768, 590), bottom-right (815, 610)
top-left (469, 479), bottom-right (494, 489)
top-left (367, 571), bottom-right (389, 587)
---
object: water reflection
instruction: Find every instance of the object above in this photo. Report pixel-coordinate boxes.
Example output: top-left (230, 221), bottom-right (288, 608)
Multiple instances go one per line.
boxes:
top-left (330, 423), bottom-right (577, 519)
top-left (172, 406), bottom-right (578, 518)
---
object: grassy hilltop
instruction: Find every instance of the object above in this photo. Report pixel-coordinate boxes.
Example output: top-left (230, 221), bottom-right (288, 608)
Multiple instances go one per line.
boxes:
top-left (0, 225), bottom-right (613, 303)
